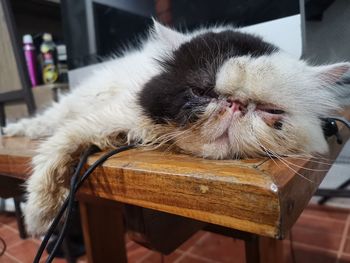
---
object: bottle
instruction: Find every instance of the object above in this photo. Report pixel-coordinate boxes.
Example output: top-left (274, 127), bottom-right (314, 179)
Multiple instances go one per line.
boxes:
top-left (23, 34), bottom-right (39, 87)
top-left (40, 33), bottom-right (58, 84)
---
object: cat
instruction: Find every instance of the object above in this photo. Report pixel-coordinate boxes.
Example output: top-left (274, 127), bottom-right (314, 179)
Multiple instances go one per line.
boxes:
top-left (4, 20), bottom-right (350, 235)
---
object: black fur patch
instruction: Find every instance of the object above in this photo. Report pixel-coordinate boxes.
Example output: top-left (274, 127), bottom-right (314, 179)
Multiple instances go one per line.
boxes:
top-left (139, 30), bottom-right (277, 124)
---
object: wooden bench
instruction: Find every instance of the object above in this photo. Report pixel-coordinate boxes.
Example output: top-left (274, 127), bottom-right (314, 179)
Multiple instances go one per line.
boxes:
top-left (0, 126), bottom-right (348, 262)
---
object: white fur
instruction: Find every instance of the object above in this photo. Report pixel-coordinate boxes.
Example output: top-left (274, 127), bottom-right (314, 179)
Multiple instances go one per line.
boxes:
top-left (4, 21), bottom-right (350, 235)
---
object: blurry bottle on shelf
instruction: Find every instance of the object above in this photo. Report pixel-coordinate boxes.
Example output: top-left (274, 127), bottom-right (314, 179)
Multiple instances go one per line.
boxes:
top-left (57, 44), bottom-right (68, 83)
top-left (23, 34), bottom-right (39, 87)
top-left (40, 33), bottom-right (58, 84)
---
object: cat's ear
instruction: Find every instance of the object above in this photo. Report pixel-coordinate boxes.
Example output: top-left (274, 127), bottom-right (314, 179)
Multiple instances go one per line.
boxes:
top-left (152, 18), bottom-right (187, 49)
top-left (313, 62), bottom-right (350, 85)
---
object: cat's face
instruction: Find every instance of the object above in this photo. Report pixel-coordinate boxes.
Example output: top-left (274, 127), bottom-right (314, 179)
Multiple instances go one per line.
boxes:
top-left (139, 22), bottom-right (350, 159)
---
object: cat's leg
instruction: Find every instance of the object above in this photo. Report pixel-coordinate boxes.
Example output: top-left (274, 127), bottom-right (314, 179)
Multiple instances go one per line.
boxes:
top-left (24, 106), bottom-right (141, 235)
top-left (3, 100), bottom-right (72, 139)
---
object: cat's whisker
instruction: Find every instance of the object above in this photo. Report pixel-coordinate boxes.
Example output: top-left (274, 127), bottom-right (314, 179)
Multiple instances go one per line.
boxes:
top-left (275, 155), bottom-right (330, 172)
top-left (280, 155), bottom-right (333, 166)
top-left (254, 135), bottom-right (316, 183)
top-left (267, 152), bottom-right (316, 184)
top-left (254, 139), bottom-right (281, 167)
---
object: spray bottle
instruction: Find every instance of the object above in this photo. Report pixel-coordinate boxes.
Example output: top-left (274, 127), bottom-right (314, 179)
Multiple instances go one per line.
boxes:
top-left (23, 34), bottom-right (39, 87)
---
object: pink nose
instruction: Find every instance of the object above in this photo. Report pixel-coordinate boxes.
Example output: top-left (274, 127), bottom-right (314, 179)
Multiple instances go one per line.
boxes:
top-left (226, 99), bottom-right (245, 112)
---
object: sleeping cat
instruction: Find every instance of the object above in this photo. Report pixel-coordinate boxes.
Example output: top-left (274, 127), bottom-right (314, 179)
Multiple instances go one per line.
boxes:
top-left (4, 21), bottom-right (350, 235)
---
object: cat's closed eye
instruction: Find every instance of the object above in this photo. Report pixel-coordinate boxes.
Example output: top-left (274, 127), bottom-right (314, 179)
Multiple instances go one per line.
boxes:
top-left (190, 87), bottom-right (217, 98)
top-left (255, 104), bottom-right (285, 115)
top-left (190, 87), bottom-right (205, 97)
top-left (263, 109), bottom-right (285, 115)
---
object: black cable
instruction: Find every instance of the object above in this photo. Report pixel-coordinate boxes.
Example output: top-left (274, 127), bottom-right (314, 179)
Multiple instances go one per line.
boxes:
top-left (0, 236), bottom-right (6, 256)
top-left (33, 144), bottom-right (136, 263)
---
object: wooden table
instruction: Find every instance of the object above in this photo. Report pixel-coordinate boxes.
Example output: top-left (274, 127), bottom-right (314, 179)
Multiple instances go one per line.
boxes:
top-left (0, 127), bottom-right (348, 263)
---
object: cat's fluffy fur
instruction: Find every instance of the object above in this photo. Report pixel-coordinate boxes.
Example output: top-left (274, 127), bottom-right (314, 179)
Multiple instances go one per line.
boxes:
top-left (4, 21), bottom-right (350, 235)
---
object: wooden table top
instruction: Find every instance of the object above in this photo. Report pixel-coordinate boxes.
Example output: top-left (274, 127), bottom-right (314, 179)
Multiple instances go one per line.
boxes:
top-left (0, 127), bottom-right (348, 238)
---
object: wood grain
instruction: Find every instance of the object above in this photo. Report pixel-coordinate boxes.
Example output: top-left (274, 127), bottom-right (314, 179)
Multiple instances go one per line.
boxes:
top-left (0, 136), bottom-right (37, 179)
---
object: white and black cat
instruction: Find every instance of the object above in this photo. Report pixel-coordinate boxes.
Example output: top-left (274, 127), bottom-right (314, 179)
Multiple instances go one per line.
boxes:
top-left (4, 21), bottom-right (350, 235)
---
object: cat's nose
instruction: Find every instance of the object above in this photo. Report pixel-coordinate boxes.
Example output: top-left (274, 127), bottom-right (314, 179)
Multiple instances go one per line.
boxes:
top-left (226, 98), bottom-right (245, 113)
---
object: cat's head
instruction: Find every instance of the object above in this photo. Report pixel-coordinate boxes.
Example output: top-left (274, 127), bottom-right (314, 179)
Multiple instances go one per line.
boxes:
top-left (139, 21), bottom-right (350, 159)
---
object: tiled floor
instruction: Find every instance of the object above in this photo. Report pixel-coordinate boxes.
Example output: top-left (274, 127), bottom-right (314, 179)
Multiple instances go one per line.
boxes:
top-left (1, 204), bottom-right (350, 263)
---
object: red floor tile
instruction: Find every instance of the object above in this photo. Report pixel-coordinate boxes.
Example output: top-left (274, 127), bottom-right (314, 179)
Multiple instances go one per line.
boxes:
top-left (343, 239), bottom-right (350, 254)
top-left (6, 239), bottom-right (43, 263)
top-left (178, 254), bottom-right (217, 263)
top-left (0, 225), bottom-right (21, 249)
top-left (340, 255), bottom-right (350, 263)
top-left (295, 213), bottom-right (346, 235)
top-left (302, 204), bottom-right (349, 221)
top-left (163, 251), bottom-right (184, 262)
top-left (291, 226), bottom-right (342, 251)
top-left (142, 251), bottom-right (183, 263)
top-left (0, 213), bottom-right (17, 225)
top-left (189, 232), bottom-right (245, 263)
top-left (178, 231), bottom-right (207, 252)
top-left (127, 242), bottom-right (152, 263)
top-left (288, 243), bottom-right (338, 263)
top-left (0, 254), bottom-right (19, 263)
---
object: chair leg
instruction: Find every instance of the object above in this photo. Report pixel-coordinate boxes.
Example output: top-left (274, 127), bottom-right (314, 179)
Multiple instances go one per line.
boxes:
top-left (0, 198), bottom-right (5, 212)
top-left (0, 103), bottom-right (6, 134)
top-left (13, 196), bottom-right (27, 239)
top-left (245, 235), bottom-right (260, 263)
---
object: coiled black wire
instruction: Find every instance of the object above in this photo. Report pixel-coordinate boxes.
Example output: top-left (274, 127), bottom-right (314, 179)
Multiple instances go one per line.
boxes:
top-left (33, 144), bottom-right (136, 263)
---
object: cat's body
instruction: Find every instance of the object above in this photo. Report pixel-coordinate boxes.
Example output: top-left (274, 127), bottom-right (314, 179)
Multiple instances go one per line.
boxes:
top-left (4, 21), bottom-right (350, 235)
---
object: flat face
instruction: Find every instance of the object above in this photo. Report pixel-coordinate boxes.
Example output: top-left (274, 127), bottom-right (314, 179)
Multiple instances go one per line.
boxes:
top-left (140, 30), bottom-right (277, 125)
top-left (139, 26), bottom-right (349, 160)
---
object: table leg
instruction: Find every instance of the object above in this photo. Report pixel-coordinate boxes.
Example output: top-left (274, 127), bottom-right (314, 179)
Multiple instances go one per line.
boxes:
top-left (245, 235), bottom-right (260, 263)
top-left (14, 196), bottom-right (27, 239)
top-left (79, 199), bottom-right (127, 263)
top-left (245, 235), bottom-right (283, 263)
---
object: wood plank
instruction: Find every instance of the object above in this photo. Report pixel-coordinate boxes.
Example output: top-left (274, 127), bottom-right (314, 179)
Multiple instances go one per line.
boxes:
top-left (80, 151), bottom-right (280, 237)
top-left (0, 136), bottom-right (37, 179)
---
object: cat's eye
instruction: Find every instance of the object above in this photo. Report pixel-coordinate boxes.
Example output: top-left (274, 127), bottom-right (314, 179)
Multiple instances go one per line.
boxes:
top-left (190, 87), bottom-right (205, 96)
top-left (263, 109), bottom-right (285, 115)
top-left (256, 104), bottom-right (285, 115)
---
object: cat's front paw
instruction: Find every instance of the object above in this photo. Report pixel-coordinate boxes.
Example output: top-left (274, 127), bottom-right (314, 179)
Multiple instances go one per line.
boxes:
top-left (4, 119), bottom-right (53, 139)
top-left (3, 122), bottom-right (27, 137)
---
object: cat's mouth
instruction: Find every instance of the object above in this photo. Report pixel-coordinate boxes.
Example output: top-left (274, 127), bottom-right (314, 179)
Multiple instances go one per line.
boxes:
top-left (210, 100), bottom-right (286, 142)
